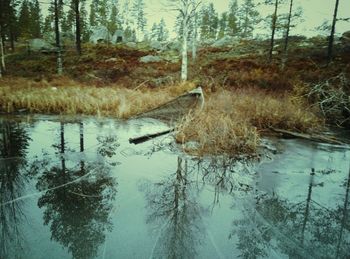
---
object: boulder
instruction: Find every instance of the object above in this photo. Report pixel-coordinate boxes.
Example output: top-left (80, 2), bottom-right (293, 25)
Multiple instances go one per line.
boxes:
top-left (28, 38), bottom-right (56, 52)
top-left (112, 30), bottom-right (124, 43)
top-left (90, 26), bottom-right (111, 44)
top-left (125, 42), bottom-right (137, 48)
top-left (211, 36), bottom-right (237, 47)
top-left (149, 41), bottom-right (163, 50)
top-left (341, 30), bottom-right (350, 44)
top-left (140, 55), bottom-right (163, 63)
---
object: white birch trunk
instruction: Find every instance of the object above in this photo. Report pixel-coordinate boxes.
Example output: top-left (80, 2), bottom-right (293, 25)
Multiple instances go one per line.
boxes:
top-left (192, 12), bottom-right (197, 61)
top-left (181, 14), bottom-right (188, 81)
top-left (57, 50), bottom-right (63, 75)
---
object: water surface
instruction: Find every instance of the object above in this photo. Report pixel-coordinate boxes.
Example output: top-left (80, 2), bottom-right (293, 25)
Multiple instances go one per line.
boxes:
top-left (0, 115), bottom-right (349, 259)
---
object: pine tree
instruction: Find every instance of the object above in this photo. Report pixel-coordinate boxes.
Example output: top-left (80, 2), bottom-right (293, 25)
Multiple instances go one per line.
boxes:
top-left (108, 1), bottom-right (122, 35)
top-left (157, 18), bottom-right (169, 41)
top-left (29, 0), bottom-right (42, 38)
top-left (61, 1), bottom-right (75, 33)
top-left (96, 0), bottom-right (109, 27)
top-left (218, 12), bottom-right (228, 39)
top-left (227, 0), bottom-right (239, 37)
top-left (200, 3), bottom-right (218, 40)
top-left (89, 1), bottom-right (98, 27)
top-left (150, 23), bottom-right (158, 41)
top-left (42, 15), bottom-right (52, 35)
top-left (80, 1), bottom-right (89, 41)
top-left (18, 0), bottom-right (31, 38)
top-left (238, 0), bottom-right (260, 38)
top-left (132, 0), bottom-right (147, 40)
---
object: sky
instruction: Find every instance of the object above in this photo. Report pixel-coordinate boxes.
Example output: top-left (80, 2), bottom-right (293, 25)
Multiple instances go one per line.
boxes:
top-left (145, 0), bottom-right (350, 38)
top-left (41, 0), bottom-right (350, 38)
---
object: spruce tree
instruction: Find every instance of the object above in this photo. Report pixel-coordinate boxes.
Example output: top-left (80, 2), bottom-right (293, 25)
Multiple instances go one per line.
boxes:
top-left (238, 0), bottom-right (260, 38)
top-left (108, 1), bottom-right (121, 35)
top-left (29, 0), bottom-right (42, 38)
top-left (18, 0), bottom-right (31, 38)
top-left (227, 0), bottom-right (239, 37)
top-left (132, 0), bottom-right (147, 40)
top-left (89, 1), bottom-right (98, 27)
top-left (200, 3), bottom-right (218, 40)
top-left (218, 12), bottom-right (228, 39)
top-left (157, 18), bottom-right (168, 41)
top-left (80, 0), bottom-right (89, 41)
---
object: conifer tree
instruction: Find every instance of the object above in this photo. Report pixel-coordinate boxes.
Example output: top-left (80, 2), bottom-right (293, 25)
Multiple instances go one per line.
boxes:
top-left (89, 1), bottom-right (98, 27)
top-left (18, 0), bottom-right (31, 38)
top-left (238, 0), bottom-right (260, 38)
top-left (227, 0), bottom-right (239, 37)
top-left (29, 0), bottom-right (43, 38)
top-left (108, 0), bottom-right (122, 35)
top-left (200, 3), bottom-right (218, 40)
top-left (80, 1), bottom-right (89, 41)
top-left (218, 12), bottom-right (228, 39)
top-left (132, 0), bottom-right (147, 40)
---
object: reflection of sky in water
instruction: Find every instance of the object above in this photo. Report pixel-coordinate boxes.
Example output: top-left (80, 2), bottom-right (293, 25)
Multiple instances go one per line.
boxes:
top-left (0, 115), bottom-right (349, 259)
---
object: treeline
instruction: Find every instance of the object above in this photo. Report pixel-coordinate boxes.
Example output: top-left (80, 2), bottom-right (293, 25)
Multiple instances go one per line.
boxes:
top-left (1, 0), bottom-right (295, 47)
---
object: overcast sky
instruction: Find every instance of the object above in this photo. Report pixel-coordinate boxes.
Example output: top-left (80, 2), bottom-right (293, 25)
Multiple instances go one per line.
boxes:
top-left (42, 0), bottom-right (350, 38)
top-left (145, 0), bottom-right (350, 37)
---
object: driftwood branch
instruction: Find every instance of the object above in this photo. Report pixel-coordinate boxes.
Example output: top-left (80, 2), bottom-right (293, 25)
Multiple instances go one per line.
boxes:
top-left (270, 128), bottom-right (346, 145)
top-left (129, 128), bottom-right (175, 145)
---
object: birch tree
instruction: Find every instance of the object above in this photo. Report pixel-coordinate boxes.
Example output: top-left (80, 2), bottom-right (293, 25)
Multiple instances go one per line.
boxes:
top-left (53, 0), bottom-right (63, 75)
top-left (167, 0), bottom-right (201, 81)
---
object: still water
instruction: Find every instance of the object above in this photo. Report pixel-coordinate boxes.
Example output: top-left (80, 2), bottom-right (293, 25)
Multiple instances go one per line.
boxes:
top-left (0, 115), bottom-right (349, 259)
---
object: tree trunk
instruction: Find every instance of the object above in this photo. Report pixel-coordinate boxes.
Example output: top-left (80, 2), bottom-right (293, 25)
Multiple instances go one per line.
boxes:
top-left (181, 15), bottom-right (188, 81)
top-left (0, 25), bottom-right (5, 77)
top-left (54, 0), bottom-right (63, 75)
top-left (268, 0), bottom-right (279, 62)
top-left (327, 0), bottom-right (340, 65)
top-left (281, 0), bottom-right (293, 69)
top-left (74, 0), bottom-right (81, 55)
top-left (192, 12), bottom-right (197, 61)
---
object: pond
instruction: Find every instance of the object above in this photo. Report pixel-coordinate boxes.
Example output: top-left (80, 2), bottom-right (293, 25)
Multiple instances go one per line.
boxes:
top-left (0, 115), bottom-right (349, 259)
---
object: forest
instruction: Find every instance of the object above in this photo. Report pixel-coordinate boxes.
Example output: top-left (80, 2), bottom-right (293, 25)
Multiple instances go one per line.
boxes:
top-left (0, 0), bottom-right (349, 155)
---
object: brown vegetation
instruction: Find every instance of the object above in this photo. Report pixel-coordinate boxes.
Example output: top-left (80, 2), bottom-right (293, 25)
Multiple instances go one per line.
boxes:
top-left (176, 89), bottom-right (321, 156)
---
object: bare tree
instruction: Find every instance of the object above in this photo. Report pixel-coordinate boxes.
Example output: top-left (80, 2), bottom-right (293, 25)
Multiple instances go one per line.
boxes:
top-left (267, 0), bottom-right (280, 62)
top-left (281, 0), bottom-right (293, 69)
top-left (327, 0), bottom-right (340, 65)
top-left (166, 0), bottom-right (201, 81)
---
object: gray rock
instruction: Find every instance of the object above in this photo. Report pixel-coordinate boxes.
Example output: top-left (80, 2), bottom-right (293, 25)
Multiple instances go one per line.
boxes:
top-left (140, 55), bottom-right (163, 63)
top-left (211, 36), bottom-right (237, 47)
top-left (90, 26), bottom-right (111, 44)
top-left (112, 30), bottom-right (124, 43)
top-left (149, 41), bottom-right (163, 50)
top-left (28, 38), bottom-right (56, 52)
top-left (125, 42), bottom-right (137, 48)
top-left (341, 31), bottom-right (350, 44)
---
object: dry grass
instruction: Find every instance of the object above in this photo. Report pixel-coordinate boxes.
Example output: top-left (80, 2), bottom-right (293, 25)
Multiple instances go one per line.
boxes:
top-left (176, 89), bottom-right (322, 156)
top-left (0, 77), bottom-right (194, 117)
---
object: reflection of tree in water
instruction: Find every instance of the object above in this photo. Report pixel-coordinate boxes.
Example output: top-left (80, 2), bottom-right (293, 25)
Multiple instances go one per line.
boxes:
top-left (29, 121), bottom-right (118, 259)
top-left (230, 168), bottom-right (350, 259)
top-left (143, 157), bottom-right (204, 259)
top-left (198, 157), bottom-right (253, 206)
top-left (0, 120), bottom-right (31, 258)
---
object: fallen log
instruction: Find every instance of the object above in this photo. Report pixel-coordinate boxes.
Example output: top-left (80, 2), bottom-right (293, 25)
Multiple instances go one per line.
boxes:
top-left (129, 128), bottom-right (175, 145)
top-left (270, 128), bottom-right (345, 145)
